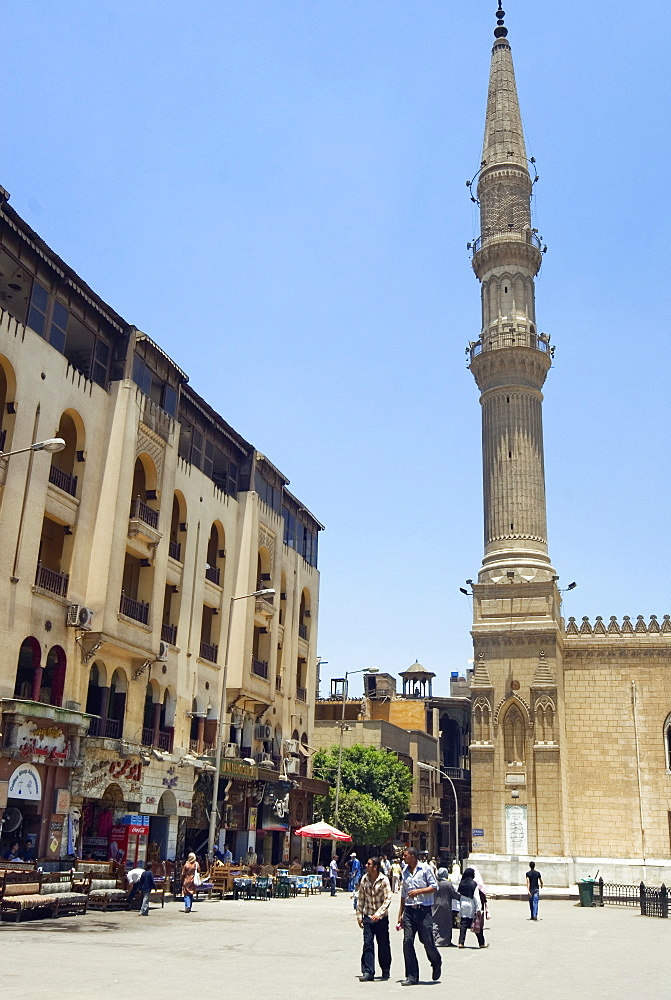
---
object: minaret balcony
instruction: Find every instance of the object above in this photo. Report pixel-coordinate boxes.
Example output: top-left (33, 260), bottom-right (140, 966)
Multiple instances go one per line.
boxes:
top-left (472, 228), bottom-right (542, 255)
top-left (468, 329), bottom-right (551, 361)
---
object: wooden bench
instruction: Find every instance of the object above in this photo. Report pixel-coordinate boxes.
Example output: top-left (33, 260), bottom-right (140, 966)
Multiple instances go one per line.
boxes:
top-left (0, 870), bottom-right (87, 922)
top-left (75, 861), bottom-right (129, 912)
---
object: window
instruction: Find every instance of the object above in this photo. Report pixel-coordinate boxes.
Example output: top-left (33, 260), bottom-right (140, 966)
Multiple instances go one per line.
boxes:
top-left (27, 280), bottom-right (48, 336)
top-left (178, 419), bottom-right (239, 496)
top-left (49, 301), bottom-right (68, 353)
top-left (132, 355), bottom-right (178, 416)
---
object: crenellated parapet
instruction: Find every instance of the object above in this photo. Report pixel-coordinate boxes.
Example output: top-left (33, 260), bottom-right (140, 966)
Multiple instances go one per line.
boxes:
top-left (564, 614), bottom-right (671, 637)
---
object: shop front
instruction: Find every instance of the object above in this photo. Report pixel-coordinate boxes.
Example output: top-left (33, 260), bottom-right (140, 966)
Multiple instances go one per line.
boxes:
top-left (256, 780), bottom-right (291, 865)
top-left (0, 699), bottom-right (90, 861)
top-left (74, 741), bottom-right (195, 863)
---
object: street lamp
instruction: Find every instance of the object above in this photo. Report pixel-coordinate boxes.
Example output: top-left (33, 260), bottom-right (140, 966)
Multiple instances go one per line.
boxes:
top-left (0, 437), bottom-right (66, 460)
top-left (207, 587), bottom-right (275, 859)
top-left (333, 667), bottom-right (379, 820)
top-left (420, 762), bottom-right (460, 864)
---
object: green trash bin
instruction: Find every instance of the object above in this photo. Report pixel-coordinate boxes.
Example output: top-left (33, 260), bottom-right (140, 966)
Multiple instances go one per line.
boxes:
top-left (579, 879), bottom-right (595, 907)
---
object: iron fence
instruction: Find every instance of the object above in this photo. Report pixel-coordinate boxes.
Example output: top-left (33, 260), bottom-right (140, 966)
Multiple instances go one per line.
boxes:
top-left (595, 878), bottom-right (669, 917)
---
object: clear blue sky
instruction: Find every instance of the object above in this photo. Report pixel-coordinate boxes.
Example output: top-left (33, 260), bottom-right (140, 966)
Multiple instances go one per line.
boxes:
top-left (2, 1), bottom-right (670, 698)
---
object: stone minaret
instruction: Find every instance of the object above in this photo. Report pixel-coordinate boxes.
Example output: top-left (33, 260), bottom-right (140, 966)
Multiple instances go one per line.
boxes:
top-left (467, 4), bottom-right (568, 881)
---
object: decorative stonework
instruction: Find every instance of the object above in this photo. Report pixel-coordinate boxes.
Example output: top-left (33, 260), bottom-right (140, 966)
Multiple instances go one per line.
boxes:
top-left (565, 614), bottom-right (671, 638)
top-left (258, 524), bottom-right (276, 575)
top-left (493, 694), bottom-right (532, 730)
top-left (137, 424), bottom-right (165, 486)
top-left (472, 653), bottom-right (493, 687)
top-left (531, 651), bottom-right (555, 687)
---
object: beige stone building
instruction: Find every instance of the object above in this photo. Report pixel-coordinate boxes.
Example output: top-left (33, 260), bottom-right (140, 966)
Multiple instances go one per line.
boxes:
top-left (0, 184), bottom-right (323, 865)
top-left (467, 9), bottom-right (671, 885)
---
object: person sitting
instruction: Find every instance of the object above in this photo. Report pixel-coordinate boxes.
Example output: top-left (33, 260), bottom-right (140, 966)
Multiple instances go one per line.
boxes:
top-left (3, 841), bottom-right (23, 861)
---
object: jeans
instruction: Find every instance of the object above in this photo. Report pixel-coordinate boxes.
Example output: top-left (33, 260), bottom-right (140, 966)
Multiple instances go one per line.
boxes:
top-left (330, 876), bottom-right (337, 896)
top-left (361, 915), bottom-right (391, 978)
top-left (529, 891), bottom-right (539, 919)
top-left (402, 906), bottom-right (441, 982)
top-left (458, 917), bottom-right (485, 947)
top-left (184, 892), bottom-right (193, 911)
top-left (140, 891), bottom-right (151, 915)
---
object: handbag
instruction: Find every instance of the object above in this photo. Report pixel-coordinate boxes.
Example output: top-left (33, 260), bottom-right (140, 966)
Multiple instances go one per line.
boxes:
top-left (471, 910), bottom-right (483, 934)
top-left (193, 868), bottom-right (202, 886)
top-left (459, 896), bottom-right (475, 919)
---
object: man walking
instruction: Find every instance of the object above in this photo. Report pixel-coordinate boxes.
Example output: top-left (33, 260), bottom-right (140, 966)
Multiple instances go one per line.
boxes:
top-left (329, 854), bottom-right (339, 896)
top-left (526, 860), bottom-right (543, 920)
top-left (357, 857), bottom-right (392, 982)
top-left (396, 847), bottom-right (441, 986)
top-left (348, 852), bottom-right (362, 892)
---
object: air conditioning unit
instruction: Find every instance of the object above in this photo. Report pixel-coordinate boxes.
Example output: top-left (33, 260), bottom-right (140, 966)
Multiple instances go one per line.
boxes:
top-left (254, 724), bottom-right (272, 741)
top-left (224, 743), bottom-right (239, 758)
top-left (66, 605), bottom-right (94, 630)
top-left (157, 641), bottom-right (169, 661)
top-left (255, 752), bottom-right (274, 765)
top-left (284, 739), bottom-right (300, 755)
top-left (284, 756), bottom-right (300, 774)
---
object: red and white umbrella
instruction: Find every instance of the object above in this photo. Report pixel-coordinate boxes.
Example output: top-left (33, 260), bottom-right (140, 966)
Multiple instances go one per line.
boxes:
top-left (294, 820), bottom-right (352, 842)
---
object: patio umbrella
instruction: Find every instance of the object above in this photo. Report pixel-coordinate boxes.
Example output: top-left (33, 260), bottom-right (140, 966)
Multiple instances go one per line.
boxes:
top-left (294, 820), bottom-right (352, 867)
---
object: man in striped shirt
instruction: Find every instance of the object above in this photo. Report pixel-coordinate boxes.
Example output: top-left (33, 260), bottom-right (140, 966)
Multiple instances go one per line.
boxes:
top-left (356, 857), bottom-right (392, 982)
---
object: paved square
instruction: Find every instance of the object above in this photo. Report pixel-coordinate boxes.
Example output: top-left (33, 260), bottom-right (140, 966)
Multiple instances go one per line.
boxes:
top-left (2, 893), bottom-right (668, 1000)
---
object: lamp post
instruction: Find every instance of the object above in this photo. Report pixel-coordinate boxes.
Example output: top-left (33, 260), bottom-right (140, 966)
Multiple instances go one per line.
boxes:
top-left (207, 586), bottom-right (275, 859)
top-left (421, 763), bottom-right (460, 864)
top-left (0, 437), bottom-right (66, 460)
top-left (333, 667), bottom-right (379, 820)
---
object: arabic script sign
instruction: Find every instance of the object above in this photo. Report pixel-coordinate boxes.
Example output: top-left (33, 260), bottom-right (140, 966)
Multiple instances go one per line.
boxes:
top-left (15, 720), bottom-right (69, 762)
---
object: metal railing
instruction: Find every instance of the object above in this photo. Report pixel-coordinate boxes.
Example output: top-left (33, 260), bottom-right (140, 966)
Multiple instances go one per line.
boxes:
top-left (441, 766), bottom-right (470, 780)
top-left (157, 730), bottom-right (173, 752)
top-left (298, 623), bottom-right (308, 640)
top-left (130, 496), bottom-right (159, 530)
top-left (252, 658), bottom-right (269, 679)
top-left (161, 622), bottom-right (177, 645)
top-left (296, 686), bottom-right (307, 703)
top-left (275, 675), bottom-right (282, 692)
top-left (472, 227), bottom-right (543, 255)
top-left (200, 640), bottom-right (218, 663)
top-left (141, 727), bottom-right (154, 747)
top-left (35, 563), bottom-right (69, 598)
top-left (593, 879), bottom-right (670, 918)
top-left (469, 330), bottom-right (551, 360)
top-left (120, 592), bottom-right (150, 624)
top-left (168, 538), bottom-right (181, 561)
top-left (87, 717), bottom-right (100, 737)
top-left (48, 464), bottom-right (78, 497)
top-left (205, 564), bottom-right (221, 585)
top-left (104, 718), bottom-right (122, 739)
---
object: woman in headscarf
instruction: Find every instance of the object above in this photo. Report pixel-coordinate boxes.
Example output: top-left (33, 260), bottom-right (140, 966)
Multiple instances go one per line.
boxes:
top-left (457, 868), bottom-right (487, 948)
top-left (449, 862), bottom-right (462, 926)
top-left (181, 852), bottom-right (200, 913)
top-left (432, 867), bottom-right (461, 946)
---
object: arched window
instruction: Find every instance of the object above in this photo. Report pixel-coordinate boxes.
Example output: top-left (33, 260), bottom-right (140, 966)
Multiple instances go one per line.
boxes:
top-left (0, 355), bottom-right (17, 455)
top-left (472, 698), bottom-right (492, 744)
top-left (169, 493), bottom-right (186, 562)
top-left (49, 410), bottom-right (83, 498)
top-left (256, 547), bottom-right (271, 591)
top-left (206, 522), bottom-right (225, 586)
top-left (41, 646), bottom-right (66, 706)
top-left (664, 713), bottom-right (671, 771)
top-left (129, 454), bottom-right (159, 527)
top-left (298, 590), bottom-right (310, 641)
top-left (108, 669), bottom-right (127, 739)
top-left (14, 637), bottom-right (41, 701)
top-left (503, 704), bottom-right (526, 765)
top-left (534, 697), bottom-right (555, 744)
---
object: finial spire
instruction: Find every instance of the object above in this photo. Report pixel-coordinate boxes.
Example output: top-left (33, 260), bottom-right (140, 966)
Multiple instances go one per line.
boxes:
top-left (494, 1), bottom-right (508, 38)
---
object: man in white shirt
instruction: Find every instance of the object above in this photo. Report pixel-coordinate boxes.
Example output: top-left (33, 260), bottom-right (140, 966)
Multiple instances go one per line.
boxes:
top-left (329, 855), bottom-right (339, 896)
top-left (396, 847), bottom-right (441, 986)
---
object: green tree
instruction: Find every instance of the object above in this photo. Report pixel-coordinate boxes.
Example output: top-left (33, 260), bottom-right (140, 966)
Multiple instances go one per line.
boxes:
top-left (313, 744), bottom-right (413, 841)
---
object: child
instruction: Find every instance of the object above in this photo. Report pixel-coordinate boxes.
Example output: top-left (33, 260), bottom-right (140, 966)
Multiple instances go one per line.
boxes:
top-left (137, 862), bottom-right (156, 916)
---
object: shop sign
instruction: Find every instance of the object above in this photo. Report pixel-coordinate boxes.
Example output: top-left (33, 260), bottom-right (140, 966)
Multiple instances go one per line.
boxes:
top-left (15, 720), bottom-right (69, 762)
top-left (119, 814), bottom-right (150, 826)
top-left (247, 806), bottom-right (257, 831)
top-left (178, 800), bottom-right (192, 811)
top-left (472, 828), bottom-right (484, 837)
top-left (259, 782), bottom-right (290, 831)
top-left (72, 751), bottom-right (143, 801)
top-left (54, 788), bottom-right (71, 814)
top-left (8, 763), bottom-right (42, 801)
top-left (220, 758), bottom-right (258, 779)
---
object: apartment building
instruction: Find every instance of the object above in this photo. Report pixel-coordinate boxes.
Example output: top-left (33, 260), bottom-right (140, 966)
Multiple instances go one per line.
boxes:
top-left (0, 186), bottom-right (323, 865)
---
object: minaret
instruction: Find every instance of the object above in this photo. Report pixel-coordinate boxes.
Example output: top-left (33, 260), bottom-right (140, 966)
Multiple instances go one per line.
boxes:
top-left (469, 1), bottom-right (555, 585)
top-left (467, 5), bottom-right (568, 880)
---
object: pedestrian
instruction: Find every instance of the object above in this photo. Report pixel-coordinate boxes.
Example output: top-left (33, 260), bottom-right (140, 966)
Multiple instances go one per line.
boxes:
top-left (181, 851), bottom-right (200, 912)
top-left (390, 857), bottom-right (402, 893)
top-left (432, 868), bottom-right (461, 947)
top-left (357, 857), bottom-right (392, 982)
top-left (449, 861), bottom-right (462, 926)
top-left (329, 854), bottom-right (339, 896)
top-left (126, 864), bottom-right (145, 908)
top-left (457, 868), bottom-right (487, 948)
top-left (348, 852), bottom-right (362, 892)
top-left (222, 844), bottom-right (233, 864)
top-left (396, 846), bottom-right (442, 986)
top-left (526, 860), bottom-right (543, 920)
top-left (380, 854), bottom-right (392, 879)
top-left (137, 862), bottom-right (156, 916)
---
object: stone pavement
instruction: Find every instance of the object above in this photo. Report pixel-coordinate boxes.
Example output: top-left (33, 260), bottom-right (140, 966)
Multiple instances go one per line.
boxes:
top-left (2, 892), bottom-right (669, 1000)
